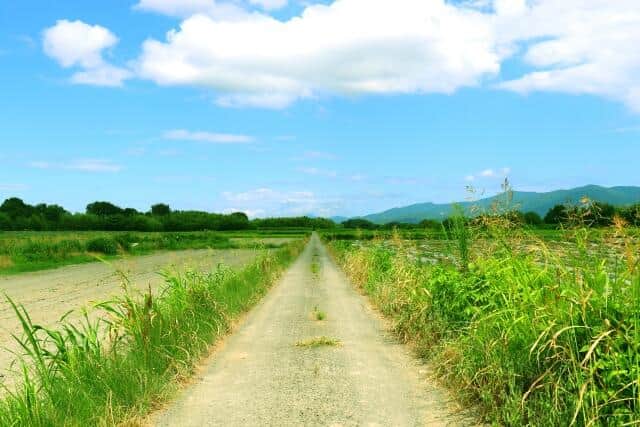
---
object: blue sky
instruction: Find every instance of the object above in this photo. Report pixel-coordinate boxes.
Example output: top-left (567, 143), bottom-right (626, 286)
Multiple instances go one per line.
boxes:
top-left (1, 0), bottom-right (639, 217)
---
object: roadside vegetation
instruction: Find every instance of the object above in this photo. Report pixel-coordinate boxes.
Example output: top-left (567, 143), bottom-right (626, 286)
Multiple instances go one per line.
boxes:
top-left (326, 195), bottom-right (640, 426)
top-left (0, 240), bottom-right (305, 426)
top-left (0, 230), bottom-right (306, 275)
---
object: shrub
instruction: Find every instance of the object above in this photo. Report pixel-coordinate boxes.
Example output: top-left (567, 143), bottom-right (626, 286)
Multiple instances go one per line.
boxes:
top-left (85, 237), bottom-right (118, 255)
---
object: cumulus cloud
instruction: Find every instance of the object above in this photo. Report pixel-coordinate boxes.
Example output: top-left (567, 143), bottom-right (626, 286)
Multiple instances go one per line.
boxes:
top-left (135, 0), bottom-right (502, 108)
top-left (163, 129), bottom-right (254, 143)
top-left (133, 0), bottom-right (247, 19)
top-left (45, 1), bottom-right (640, 112)
top-left (495, 0), bottom-right (640, 112)
top-left (43, 20), bottom-right (131, 86)
top-left (222, 187), bottom-right (340, 216)
top-left (248, 0), bottom-right (288, 11)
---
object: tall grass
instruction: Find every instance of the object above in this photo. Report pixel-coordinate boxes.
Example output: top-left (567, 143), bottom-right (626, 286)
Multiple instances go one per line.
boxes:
top-left (0, 240), bottom-right (305, 426)
top-left (328, 219), bottom-right (639, 425)
top-left (0, 231), bottom-right (299, 275)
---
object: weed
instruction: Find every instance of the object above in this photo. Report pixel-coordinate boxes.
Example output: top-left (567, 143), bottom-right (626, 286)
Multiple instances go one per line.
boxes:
top-left (312, 306), bottom-right (326, 321)
top-left (295, 337), bottom-right (341, 348)
top-left (86, 237), bottom-right (119, 255)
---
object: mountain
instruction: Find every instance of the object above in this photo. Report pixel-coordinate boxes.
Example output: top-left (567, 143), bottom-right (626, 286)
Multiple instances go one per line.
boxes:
top-left (362, 185), bottom-right (640, 224)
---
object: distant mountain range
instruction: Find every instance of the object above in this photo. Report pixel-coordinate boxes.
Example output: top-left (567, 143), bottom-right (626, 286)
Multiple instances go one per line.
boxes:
top-left (348, 185), bottom-right (640, 224)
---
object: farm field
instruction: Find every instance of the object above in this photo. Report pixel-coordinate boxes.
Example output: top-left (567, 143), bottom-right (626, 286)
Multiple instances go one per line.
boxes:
top-left (0, 247), bottom-right (264, 386)
top-left (0, 230), bottom-right (308, 275)
top-left (325, 223), bottom-right (640, 426)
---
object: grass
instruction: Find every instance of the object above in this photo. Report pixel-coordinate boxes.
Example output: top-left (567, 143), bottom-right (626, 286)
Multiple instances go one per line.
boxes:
top-left (295, 336), bottom-right (340, 348)
top-left (328, 218), bottom-right (640, 426)
top-left (312, 306), bottom-right (326, 321)
top-left (0, 230), bottom-right (306, 275)
top-left (0, 239), bottom-right (306, 426)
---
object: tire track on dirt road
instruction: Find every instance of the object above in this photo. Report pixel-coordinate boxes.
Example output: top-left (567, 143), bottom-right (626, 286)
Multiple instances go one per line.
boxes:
top-left (154, 235), bottom-right (474, 426)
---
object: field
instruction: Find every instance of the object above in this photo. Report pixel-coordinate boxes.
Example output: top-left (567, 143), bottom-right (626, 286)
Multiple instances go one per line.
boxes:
top-left (0, 236), bottom-right (306, 425)
top-left (324, 221), bottom-right (640, 425)
top-left (0, 230), bottom-right (308, 275)
top-left (1, 221), bottom-right (638, 425)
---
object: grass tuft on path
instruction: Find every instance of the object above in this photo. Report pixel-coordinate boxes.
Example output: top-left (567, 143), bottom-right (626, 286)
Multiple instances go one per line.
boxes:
top-left (295, 336), bottom-right (340, 348)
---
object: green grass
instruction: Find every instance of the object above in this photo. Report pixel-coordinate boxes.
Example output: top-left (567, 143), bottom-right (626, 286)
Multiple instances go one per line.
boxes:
top-left (0, 230), bottom-right (306, 276)
top-left (0, 239), bottom-right (306, 426)
top-left (328, 222), bottom-right (640, 426)
top-left (295, 336), bottom-right (340, 348)
top-left (312, 306), bottom-right (326, 321)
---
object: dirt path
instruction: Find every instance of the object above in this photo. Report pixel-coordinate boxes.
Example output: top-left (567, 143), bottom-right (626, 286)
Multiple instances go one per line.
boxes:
top-left (154, 235), bottom-right (473, 426)
top-left (0, 249), bottom-right (259, 384)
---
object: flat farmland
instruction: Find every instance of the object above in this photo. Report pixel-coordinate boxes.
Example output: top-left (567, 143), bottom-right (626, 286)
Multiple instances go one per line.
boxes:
top-left (0, 244), bottom-right (276, 385)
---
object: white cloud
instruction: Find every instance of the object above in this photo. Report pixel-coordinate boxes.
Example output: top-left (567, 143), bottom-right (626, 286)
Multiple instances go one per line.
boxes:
top-left (46, 1), bottom-right (640, 112)
top-left (222, 187), bottom-right (340, 216)
top-left (135, 0), bottom-right (502, 108)
top-left (248, 0), bottom-right (288, 11)
top-left (134, 0), bottom-right (247, 19)
top-left (29, 159), bottom-right (122, 173)
top-left (43, 20), bottom-right (131, 86)
top-left (163, 129), bottom-right (253, 143)
top-left (297, 166), bottom-right (337, 177)
top-left (495, 0), bottom-right (640, 112)
top-left (466, 166), bottom-right (510, 181)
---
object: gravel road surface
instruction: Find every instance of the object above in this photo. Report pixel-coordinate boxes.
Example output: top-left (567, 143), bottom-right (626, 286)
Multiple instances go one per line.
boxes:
top-left (155, 235), bottom-right (473, 426)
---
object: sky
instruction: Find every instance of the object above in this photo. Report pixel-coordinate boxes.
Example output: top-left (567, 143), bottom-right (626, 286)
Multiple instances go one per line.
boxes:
top-left (1, 0), bottom-right (639, 218)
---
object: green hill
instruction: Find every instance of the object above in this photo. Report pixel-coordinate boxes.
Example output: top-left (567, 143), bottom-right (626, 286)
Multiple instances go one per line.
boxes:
top-left (362, 185), bottom-right (640, 224)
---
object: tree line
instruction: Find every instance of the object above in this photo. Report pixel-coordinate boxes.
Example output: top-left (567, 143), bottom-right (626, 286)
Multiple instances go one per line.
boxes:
top-left (341, 201), bottom-right (640, 230)
top-left (0, 198), bottom-right (335, 231)
top-left (1, 197), bottom-right (638, 232)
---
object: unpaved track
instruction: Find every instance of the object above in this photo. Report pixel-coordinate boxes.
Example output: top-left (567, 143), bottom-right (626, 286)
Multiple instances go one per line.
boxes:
top-left (0, 249), bottom-right (259, 383)
top-left (155, 235), bottom-right (473, 426)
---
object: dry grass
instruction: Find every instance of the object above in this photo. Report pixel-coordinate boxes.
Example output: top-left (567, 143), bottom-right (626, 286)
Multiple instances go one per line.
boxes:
top-left (0, 255), bottom-right (14, 269)
top-left (295, 337), bottom-right (340, 348)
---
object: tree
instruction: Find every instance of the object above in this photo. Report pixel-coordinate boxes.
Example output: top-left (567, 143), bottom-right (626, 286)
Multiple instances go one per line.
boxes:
top-left (419, 219), bottom-right (441, 229)
top-left (35, 204), bottom-right (68, 223)
top-left (123, 208), bottom-right (140, 217)
top-left (0, 197), bottom-right (34, 218)
top-left (151, 203), bottom-right (171, 216)
top-left (0, 212), bottom-right (11, 230)
top-left (544, 204), bottom-right (568, 224)
top-left (86, 201), bottom-right (123, 217)
top-left (523, 211), bottom-right (543, 226)
top-left (342, 218), bottom-right (377, 229)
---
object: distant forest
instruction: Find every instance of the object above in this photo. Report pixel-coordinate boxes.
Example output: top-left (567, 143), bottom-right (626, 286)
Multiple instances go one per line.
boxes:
top-left (0, 197), bottom-right (637, 232)
top-left (0, 198), bottom-right (334, 231)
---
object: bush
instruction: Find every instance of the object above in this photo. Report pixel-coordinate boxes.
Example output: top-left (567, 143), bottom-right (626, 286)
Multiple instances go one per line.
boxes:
top-left (85, 237), bottom-right (118, 255)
